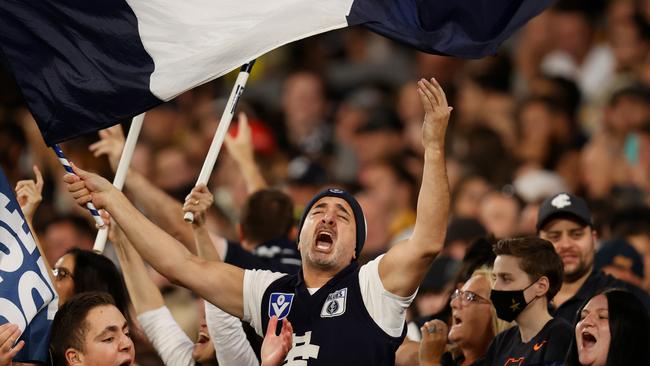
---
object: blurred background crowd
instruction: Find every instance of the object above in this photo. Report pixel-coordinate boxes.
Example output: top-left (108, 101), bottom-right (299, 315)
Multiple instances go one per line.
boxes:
top-left (3, 0), bottom-right (650, 362)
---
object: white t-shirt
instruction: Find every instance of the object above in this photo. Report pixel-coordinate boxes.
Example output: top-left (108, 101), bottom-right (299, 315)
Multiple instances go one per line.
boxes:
top-left (242, 254), bottom-right (416, 338)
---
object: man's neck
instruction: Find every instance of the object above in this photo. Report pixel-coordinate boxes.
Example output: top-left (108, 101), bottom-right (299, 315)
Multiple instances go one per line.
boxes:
top-left (516, 298), bottom-right (553, 343)
top-left (302, 265), bottom-right (342, 289)
top-left (553, 268), bottom-right (592, 308)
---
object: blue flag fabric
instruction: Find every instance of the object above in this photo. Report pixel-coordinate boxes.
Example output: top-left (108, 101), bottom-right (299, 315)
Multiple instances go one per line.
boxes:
top-left (347, 0), bottom-right (553, 58)
top-left (0, 0), bottom-right (550, 146)
top-left (0, 168), bottom-right (58, 364)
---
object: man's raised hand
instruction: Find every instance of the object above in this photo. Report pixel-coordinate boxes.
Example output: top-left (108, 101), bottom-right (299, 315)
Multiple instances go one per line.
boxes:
top-left (182, 185), bottom-right (214, 227)
top-left (89, 124), bottom-right (126, 172)
top-left (417, 78), bottom-right (452, 151)
top-left (15, 165), bottom-right (44, 222)
top-left (224, 112), bottom-right (255, 166)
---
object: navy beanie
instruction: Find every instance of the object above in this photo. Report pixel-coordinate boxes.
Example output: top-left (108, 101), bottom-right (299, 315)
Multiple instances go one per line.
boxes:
top-left (297, 188), bottom-right (367, 258)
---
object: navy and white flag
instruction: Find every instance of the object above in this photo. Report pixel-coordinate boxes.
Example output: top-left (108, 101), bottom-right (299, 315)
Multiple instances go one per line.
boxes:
top-left (0, 0), bottom-right (550, 145)
top-left (0, 168), bottom-right (58, 363)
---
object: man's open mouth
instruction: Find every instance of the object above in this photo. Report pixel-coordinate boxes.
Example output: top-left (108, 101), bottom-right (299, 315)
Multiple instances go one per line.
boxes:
top-left (196, 331), bottom-right (210, 344)
top-left (315, 231), bottom-right (334, 251)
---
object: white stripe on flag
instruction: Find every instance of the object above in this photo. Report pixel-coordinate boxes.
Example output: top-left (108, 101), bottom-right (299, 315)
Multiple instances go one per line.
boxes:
top-left (126, 0), bottom-right (355, 100)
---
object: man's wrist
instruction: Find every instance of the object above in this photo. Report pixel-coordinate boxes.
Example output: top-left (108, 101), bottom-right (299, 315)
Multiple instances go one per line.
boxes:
top-left (424, 145), bottom-right (445, 159)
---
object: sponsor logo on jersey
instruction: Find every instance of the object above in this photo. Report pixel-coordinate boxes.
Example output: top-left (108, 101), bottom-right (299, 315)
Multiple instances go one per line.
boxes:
top-left (533, 340), bottom-right (547, 351)
top-left (320, 288), bottom-right (347, 318)
top-left (269, 292), bottom-right (294, 320)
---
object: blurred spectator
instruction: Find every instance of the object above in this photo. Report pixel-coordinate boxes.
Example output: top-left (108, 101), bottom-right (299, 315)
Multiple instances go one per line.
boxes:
top-left (38, 214), bottom-right (94, 267)
top-left (359, 157), bottom-right (417, 244)
top-left (444, 218), bottom-right (487, 262)
top-left (281, 71), bottom-right (331, 159)
top-left (542, 0), bottom-right (613, 103)
top-left (451, 175), bottom-right (491, 219)
top-left (609, 205), bottom-right (650, 291)
top-left (353, 107), bottom-right (405, 166)
top-left (595, 238), bottom-right (645, 286)
top-left (478, 191), bottom-right (522, 239)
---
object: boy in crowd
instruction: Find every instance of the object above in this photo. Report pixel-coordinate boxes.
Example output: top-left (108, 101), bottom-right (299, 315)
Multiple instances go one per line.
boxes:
top-left (485, 237), bottom-right (572, 365)
top-left (50, 292), bottom-right (135, 366)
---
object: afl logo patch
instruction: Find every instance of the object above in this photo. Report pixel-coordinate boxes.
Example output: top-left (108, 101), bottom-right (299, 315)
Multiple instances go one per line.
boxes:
top-left (268, 293), bottom-right (294, 320)
top-left (321, 288), bottom-right (347, 318)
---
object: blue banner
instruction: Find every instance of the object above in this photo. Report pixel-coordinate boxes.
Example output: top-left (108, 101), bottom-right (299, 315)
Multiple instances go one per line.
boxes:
top-left (0, 167), bottom-right (58, 364)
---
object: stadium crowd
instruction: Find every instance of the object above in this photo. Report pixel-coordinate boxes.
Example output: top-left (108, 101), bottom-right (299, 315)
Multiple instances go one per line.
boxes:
top-left (1, 0), bottom-right (650, 365)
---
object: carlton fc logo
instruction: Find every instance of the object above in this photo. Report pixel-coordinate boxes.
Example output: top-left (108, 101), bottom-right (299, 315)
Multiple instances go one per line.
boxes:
top-left (269, 293), bottom-right (294, 320)
top-left (320, 288), bottom-right (347, 318)
top-left (551, 193), bottom-right (571, 209)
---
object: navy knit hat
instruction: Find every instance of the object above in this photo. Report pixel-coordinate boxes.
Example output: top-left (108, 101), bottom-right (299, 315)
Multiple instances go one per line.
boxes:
top-left (297, 188), bottom-right (367, 258)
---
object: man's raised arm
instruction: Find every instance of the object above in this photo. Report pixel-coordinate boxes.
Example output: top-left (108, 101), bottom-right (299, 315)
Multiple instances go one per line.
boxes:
top-left (379, 78), bottom-right (451, 297)
top-left (62, 166), bottom-right (246, 318)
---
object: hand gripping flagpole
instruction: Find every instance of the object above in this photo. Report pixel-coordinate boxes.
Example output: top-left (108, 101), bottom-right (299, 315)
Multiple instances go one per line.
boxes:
top-left (53, 145), bottom-right (105, 228)
top-left (93, 113), bottom-right (145, 253)
top-left (184, 60), bottom-right (256, 223)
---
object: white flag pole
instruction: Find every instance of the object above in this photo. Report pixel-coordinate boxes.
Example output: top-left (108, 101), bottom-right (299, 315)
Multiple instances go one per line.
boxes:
top-left (184, 61), bottom-right (256, 223)
top-left (93, 113), bottom-right (145, 253)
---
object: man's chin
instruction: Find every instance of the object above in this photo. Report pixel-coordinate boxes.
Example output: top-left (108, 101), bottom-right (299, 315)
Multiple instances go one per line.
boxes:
top-left (307, 251), bottom-right (338, 269)
top-left (564, 264), bottom-right (592, 283)
top-left (192, 349), bottom-right (215, 364)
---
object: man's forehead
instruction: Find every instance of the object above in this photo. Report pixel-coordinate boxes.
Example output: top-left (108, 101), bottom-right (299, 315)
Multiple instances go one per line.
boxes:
top-left (494, 255), bottom-right (525, 274)
top-left (86, 305), bottom-right (125, 334)
top-left (541, 217), bottom-right (588, 232)
top-left (311, 196), bottom-right (353, 213)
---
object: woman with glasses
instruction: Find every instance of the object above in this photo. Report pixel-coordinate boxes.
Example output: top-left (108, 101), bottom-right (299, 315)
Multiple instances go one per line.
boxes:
top-left (52, 248), bottom-right (133, 325)
top-left (419, 267), bottom-right (512, 366)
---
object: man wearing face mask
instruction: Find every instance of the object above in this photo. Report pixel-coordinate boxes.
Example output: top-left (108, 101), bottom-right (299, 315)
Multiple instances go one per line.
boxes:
top-left (484, 237), bottom-right (572, 366)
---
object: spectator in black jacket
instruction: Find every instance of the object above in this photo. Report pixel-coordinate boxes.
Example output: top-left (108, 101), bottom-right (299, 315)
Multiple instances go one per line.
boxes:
top-left (537, 192), bottom-right (650, 322)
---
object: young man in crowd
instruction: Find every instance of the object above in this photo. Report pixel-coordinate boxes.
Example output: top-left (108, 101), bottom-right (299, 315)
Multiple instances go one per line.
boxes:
top-left (536, 192), bottom-right (650, 321)
top-left (485, 237), bottom-right (572, 365)
top-left (50, 292), bottom-right (135, 366)
top-left (49, 291), bottom-right (292, 366)
top-left (63, 77), bottom-right (451, 365)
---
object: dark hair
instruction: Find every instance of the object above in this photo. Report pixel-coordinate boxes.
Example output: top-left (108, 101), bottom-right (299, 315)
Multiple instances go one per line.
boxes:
top-left (240, 189), bottom-right (294, 245)
top-left (610, 206), bottom-right (650, 238)
top-left (66, 248), bottom-right (133, 326)
top-left (565, 289), bottom-right (650, 365)
top-left (455, 237), bottom-right (497, 284)
top-left (493, 237), bottom-right (564, 300)
top-left (50, 292), bottom-right (116, 366)
top-left (609, 84), bottom-right (650, 107)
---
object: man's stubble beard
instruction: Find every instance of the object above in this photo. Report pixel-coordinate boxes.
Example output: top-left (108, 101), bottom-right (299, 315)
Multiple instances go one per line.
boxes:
top-left (563, 255), bottom-right (593, 283)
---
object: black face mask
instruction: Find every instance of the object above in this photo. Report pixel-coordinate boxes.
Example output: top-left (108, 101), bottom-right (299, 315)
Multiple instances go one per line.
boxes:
top-left (490, 280), bottom-right (538, 322)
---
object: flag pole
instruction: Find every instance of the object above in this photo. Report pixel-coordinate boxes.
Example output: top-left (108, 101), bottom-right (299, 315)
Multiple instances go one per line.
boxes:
top-left (53, 145), bottom-right (105, 228)
top-left (93, 113), bottom-right (145, 253)
top-left (184, 60), bottom-right (256, 223)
